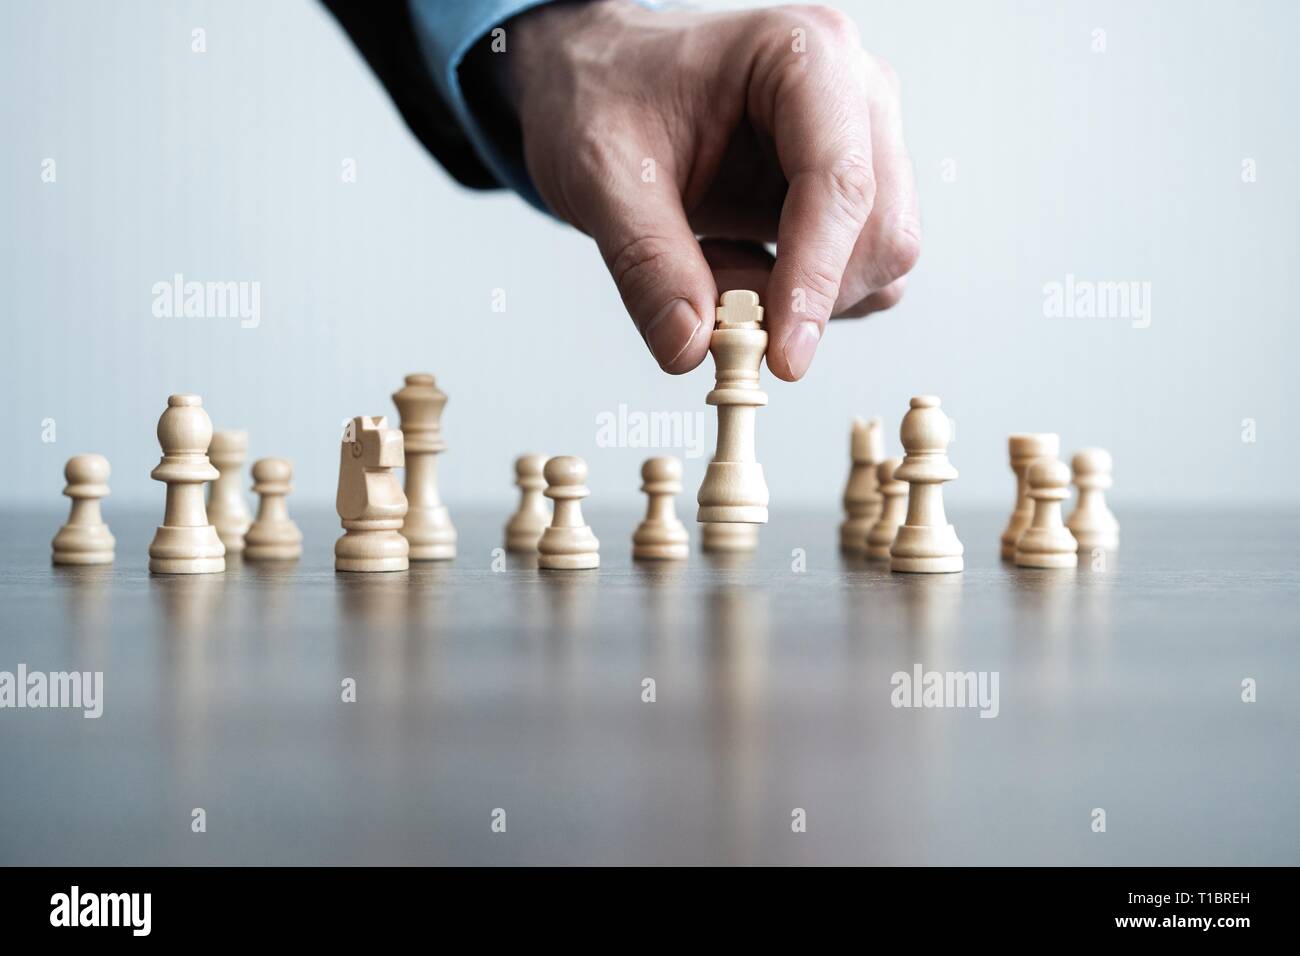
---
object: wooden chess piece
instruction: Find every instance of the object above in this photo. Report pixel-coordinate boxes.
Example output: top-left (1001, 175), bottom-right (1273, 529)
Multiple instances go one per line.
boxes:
top-left (999, 432), bottom-right (1060, 560)
top-left (697, 290), bottom-right (769, 524)
top-left (840, 416), bottom-right (885, 554)
top-left (392, 373), bottom-right (456, 560)
top-left (890, 396), bottom-right (964, 574)
top-left (1015, 458), bottom-right (1079, 568)
top-left (52, 454), bottom-right (115, 565)
top-left (700, 522), bottom-right (759, 554)
top-left (1066, 447), bottom-right (1119, 551)
top-left (866, 456), bottom-right (907, 560)
top-left (335, 416), bottom-right (409, 573)
top-left (206, 429), bottom-right (252, 553)
top-left (148, 394), bottom-right (226, 574)
top-left (633, 456), bottom-right (689, 560)
top-left (505, 454), bottom-right (551, 552)
top-left (245, 457), bottom-right (303, 560)
top-left (538, 456), bottom-right (599, 570)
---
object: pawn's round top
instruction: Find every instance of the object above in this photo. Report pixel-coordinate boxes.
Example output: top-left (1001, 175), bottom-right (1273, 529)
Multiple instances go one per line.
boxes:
top-left (1009, 432), bottom-right (1060, 459)
top-left (1028, 458), bottom-right (1071, 490)
top-left (876, 456), bottom-right (905, 490)
top-left (405, 373), bottom-right (436, 387)
top-left (157, 394), bottom-right (215, 455)
top-left (544, 455), bottom-right (587, 486)
top-left (252, 457), bottom-right (292, 484)
top-left (208, 429), bottom-right (248, 455)
top-left (1072, 447), bottom-right (1113, 475)
top-left (641, 456), bottom-right (682, 483)
top-left (64, 454), bottom-right (110, 497)
top-left (515, 453), bottom-right (547, 477)
top-left (899, 396), bottom-right (952, 453)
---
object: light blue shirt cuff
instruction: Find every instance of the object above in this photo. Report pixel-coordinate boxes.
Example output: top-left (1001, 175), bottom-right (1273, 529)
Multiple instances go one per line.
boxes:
top-left (407, 0), bottom-right (557, 213)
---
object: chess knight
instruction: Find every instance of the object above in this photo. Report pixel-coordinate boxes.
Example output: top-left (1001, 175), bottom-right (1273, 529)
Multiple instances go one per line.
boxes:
top-left (335, 416), bottom-right (410, 572)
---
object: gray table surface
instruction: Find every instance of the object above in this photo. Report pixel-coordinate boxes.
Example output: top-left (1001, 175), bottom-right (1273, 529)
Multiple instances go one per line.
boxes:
top-left (1, 506), bottom-right (1296, 866)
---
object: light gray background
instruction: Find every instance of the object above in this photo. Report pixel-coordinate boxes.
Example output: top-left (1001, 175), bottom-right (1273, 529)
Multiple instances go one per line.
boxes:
top-left (3, 0), bottom-right (1296, 510)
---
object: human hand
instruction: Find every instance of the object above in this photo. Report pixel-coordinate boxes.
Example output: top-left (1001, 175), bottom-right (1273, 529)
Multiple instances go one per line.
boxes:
top-left (503, 0), bottom-right (920, 380)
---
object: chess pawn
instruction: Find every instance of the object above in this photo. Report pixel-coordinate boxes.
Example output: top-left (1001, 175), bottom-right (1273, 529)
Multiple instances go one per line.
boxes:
top-left (1066, 448), bottom-right (1119, 551)
top-left (700, 521), bottom-right (759, 554)
top-left (866, 457), bottom-right (907, 560)
top-left (889, 396), bottom-right (964, 573)
top-left (148, 394), bottom-right (226, 574)
top-left (206, 429), bottom-right (253, 553)
top-left (51, 454), bottom-right (115, 565)
top-left (697, 290), bottom-right (769, 524)
top-left (505, 454), bottom-right (551, 552)
top-left (999, 432), bottom-right (1060, 560)
top-left (538, 456), bottom-right (600, 570)
top-left (633, 456), bottom-right (689, 560)
top-left (244, 458), bottom-right (303, 560)
top-left (1014, 459), bottom-right (1079, 568)
top-left (392, 373), bottom-right (457, 560)
top-left (335, 416), bottom-right (409, 573)
top-left (840, 416), bottom-right (885, 554)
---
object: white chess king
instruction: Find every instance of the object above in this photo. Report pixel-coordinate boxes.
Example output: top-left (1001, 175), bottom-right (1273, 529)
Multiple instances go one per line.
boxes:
top-left (697, 290), bottom-right (769, 524)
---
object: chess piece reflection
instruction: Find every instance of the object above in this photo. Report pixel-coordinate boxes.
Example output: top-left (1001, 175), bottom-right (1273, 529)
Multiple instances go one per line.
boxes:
top-left (335, 416), bottom-right (410, 573)
top-left (505, 454), bottom-right (551, 552)
top-left (633, 456), bottom-right (689, 560)
top-left (840, 416), bottom-right (884, 554)
top-left (148, 394), bottom-right (226, 574)
top-left (206, 429), bottom-right (252, 553)
top-left (1066, 448), bottom-right (1120, 552)
top-left (245, 457), bottom-right (303, 560)
top-left (697, 290), bottom-right (770, 524)
top-left (999, 433), bottom-right (1059, 560)
top-left (52, 454), bottom-right (115, 565)
top-left (1014, 459), bottom-right (1078, 569)
top-left (392, 373), bottom-right (457, 560)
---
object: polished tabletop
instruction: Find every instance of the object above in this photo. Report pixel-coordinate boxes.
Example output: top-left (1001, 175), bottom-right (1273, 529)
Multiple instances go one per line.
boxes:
top-left (1, 506), bottom-right (1296, 865)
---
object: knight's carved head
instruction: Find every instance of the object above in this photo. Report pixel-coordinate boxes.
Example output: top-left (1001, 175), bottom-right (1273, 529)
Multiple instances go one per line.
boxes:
top-left (342, 416), bottom-right (404, 469)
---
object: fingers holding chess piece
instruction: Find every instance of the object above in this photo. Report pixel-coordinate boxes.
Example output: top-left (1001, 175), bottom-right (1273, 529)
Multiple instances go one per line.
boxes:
top-left (392, 373), bottom-right (457, 560)
top-left (840, 416), bottom-right (885, 554)
top-left (633, 456), bottom-right (689, 560)
top-left (335, 416), bottom-right (409, 573)
top-left (52, 454), bottom-right (115, 565)
top-left (889, 396), bottom-right (964, 574)
top-left (245, 458), bottom-right (303, 561)
top-left (505, 454), bottom-right (551, 552)
top-left (206, 429), bottom-right (252, 553)
top-left (999, 433), bottom-right (1060, 561)
top-left (1066, 448), bottom-right (1120, 552)
top-left (148, 394), bottom-right (226, 574)
top-left (697, 290), bottom-right (769, 524)
top-left (1014, 459), bottom-right (1079, 569)
top-left (866, 456), bottom-right (907, 560)
top-left (538, 456), bottom-right (599, 570)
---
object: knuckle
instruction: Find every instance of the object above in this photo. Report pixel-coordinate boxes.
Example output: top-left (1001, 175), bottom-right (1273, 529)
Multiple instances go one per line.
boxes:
top-left (880, 215), bottom-right (922, 281)
top-left (607, 234), bottom-right (677, 308)
top-left (827, 157), bottom-right (877, 222)
top-left (802, 5), bottom-right (860, 43)
top-left (792, 261), bottom-right (841, 314)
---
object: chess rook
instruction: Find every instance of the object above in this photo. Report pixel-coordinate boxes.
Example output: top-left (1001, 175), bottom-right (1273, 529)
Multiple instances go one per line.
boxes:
top-left (697, 290), bottom-right (769, 524)
top-left (1066, 447), bottom-right (1120, 551)
top-left (504, 454), bottom-right (551, 552)
top-left (244, 457), bottom-right (303, 560)
top-left (148, 394), bottom-right (226, 574)
top-left (840, 416), bottom-right (885, 554)
top-left (392, 373), bottom-right (456, 560)
top-left (538, 456), bottom-right (599, 570)
top-left (700, 521), bottom-right (759, 554)
top-left (51, 454), bottom-right (115, 565)
top-left (999, 432), bottom-right (1060, 560)
top-left (889, 396), bottom-right (964, 574)
top-left (1014, 458), bottom-right (1079, 568)
top-left (633, 456), bottom-right (689, 560)
top-left (866, 456), bottom-right (907, 560)
top-left (206, 429), bottom-right (252, 553)
top-left (335, 416), bottom-right (409, 573)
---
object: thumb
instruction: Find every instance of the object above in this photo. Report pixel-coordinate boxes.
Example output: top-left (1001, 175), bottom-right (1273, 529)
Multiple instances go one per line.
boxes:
top-left (578, 153), bottom-right (717, 373)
